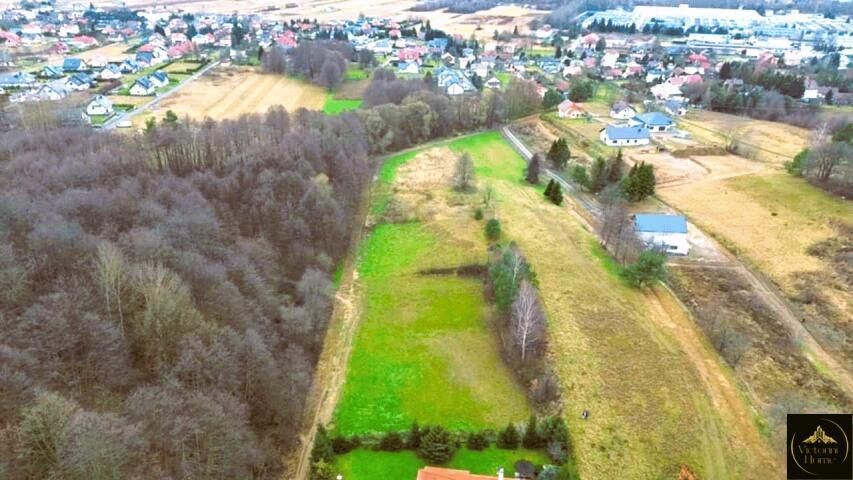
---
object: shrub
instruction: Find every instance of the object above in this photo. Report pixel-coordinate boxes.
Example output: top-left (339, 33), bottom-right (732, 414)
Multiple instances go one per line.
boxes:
top-left (466, 431), bottom-right (489, 451)
top-left (474, 208), bottom-right (484, 220)
top-left (378, 431), bottom-right (405, 451)
top-left (311, 459), bottom-right (335, 480)
top-left (485, 219), bottom-right (501, 241)
top-left (331, 435), bottom-right (360, 455)
top-left (311, 425), bottom-right (335, 464)
top-left (621, 251), bottom-right (667, 288)
top-left (522, 415), bottom-right (543, 449)
top-left (569, 165), bottom-right (589, 189)
top-left (407, 422), bottom-right (422, 449)
top-left (785, 148), bottom-right (808, 177)
top-left (418, 426), bottom-right (455, 464)
top-left (496, 423), bottom-right (519, 449)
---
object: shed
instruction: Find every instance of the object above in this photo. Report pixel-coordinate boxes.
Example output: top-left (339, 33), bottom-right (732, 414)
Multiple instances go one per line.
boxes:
top-left (634, 213), bottom-right (689, 255)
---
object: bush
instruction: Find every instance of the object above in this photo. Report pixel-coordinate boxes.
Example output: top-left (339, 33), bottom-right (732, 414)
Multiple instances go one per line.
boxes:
top-left (331, 435), bottom-right (360, 455)
top-left (311, 459), bottom-right (335, 480)
top-left (474, 208), bottom-right (484, 220)
top-left (785, 148), bottom-right (808, 177)
top-left (568, 165), bottom-right (589, 189)
top-left (466, 431), bottom-right (489, 451)
top-left (418, 426), bottom-right (456, 464)
top-left (496, 423), bottom-right (519, 449)
top-left (621, 251), bottom-right (667, 288)
top-left (522, 415), bottom-right (543, 449)
top-left (378, 431), bottom-right (405, 451)
top-left (485, 219), bottom-right (501, 241)
top-left (407, 422), bottom-right (422, 449)
top-left (311, 425), bottom-right (335, 464)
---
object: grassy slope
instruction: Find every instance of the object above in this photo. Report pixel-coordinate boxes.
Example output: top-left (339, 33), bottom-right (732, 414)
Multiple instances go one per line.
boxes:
top-left (332, 145), bottom-right (531, 436)
top-left (336, 447), bottom-right (549, 480)
top-left (323, 94), bottom-right (362, 115)
top-left (447, 132), bottom-right (777, 479)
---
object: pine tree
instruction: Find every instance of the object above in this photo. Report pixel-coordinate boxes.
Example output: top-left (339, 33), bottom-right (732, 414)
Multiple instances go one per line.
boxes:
top-left (526, 153), bottom-right (541, 184)
top-left (522, 415), bottom-right (543, 449)
top-left (555, 45), bottom-right (562, 58)
top-left (547, 139), bottom-right (570, 170)
top-left (607, 149), bottom-right (624, 183)
top-left (497, 423), bottom-right (520, 449)
top-left (548, 183), bottom-right (563, 205)
top-left (408, 422), bottom-right (422, 449)
top-left (589, 157), bottom-right (607, 193)
top-left (544, 179), bottom-right (554, 197)
top-left (513, 25), bottom-right (519, 36)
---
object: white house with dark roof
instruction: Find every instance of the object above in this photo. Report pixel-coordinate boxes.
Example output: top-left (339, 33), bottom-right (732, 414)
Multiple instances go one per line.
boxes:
top-left (610, 101), bottom-right (636, 119)
top-left (634, 213), bottom-right (689, 255)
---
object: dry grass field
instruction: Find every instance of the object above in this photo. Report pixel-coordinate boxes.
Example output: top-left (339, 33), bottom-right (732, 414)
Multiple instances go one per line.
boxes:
top-left (135, 66), bottom-right (327, 126)
top-left (678, 110), bottom-right (811, 164)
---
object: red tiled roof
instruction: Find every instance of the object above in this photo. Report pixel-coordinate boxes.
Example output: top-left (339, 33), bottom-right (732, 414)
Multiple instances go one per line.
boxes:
top-left (416, 467), bottom-right (498, 480)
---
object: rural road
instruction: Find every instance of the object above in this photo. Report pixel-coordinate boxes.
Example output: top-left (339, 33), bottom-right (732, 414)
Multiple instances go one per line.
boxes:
top-left (103, 60), bottom-right (220, 130)
top-left (502, 125), bottom-right (853, 400)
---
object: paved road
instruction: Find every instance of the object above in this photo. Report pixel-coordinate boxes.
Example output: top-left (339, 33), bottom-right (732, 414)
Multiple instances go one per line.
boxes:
top-left (103, 60), bottom-right (220, 130)
top-left (503, 124), bottom-right (853, 400)
top-left (501, 126), bottom-right (602, 218)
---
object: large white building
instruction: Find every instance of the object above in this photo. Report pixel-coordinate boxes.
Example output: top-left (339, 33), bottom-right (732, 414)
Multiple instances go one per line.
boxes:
top-left (634, 214), bottom-right (690, 256)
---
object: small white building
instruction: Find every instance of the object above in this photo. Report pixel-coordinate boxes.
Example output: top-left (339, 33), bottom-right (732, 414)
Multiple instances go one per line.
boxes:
top-left (634, 213), bottom-right (690, 255)
top-left (558, 100), bottom-right (585, 119)
top-left (86, 95), bottom-right (113, 116)
top-left (610, 101), bottom-right (636, 119)
top-left (600, 125), bottom-right (650, 147)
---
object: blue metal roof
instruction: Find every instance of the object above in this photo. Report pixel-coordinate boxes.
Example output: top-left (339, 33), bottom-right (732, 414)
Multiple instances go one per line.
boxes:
top-left (633, 112), bottom-right (674, 126)
top-left (605, 125), bottom-right (650, 140)
top-left (634, 214), bottom-right (688, 234)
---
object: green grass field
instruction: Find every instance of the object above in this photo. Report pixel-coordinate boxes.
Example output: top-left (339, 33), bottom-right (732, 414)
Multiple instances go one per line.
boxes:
top-left (590, 81), bottom-right (621, 105)
top-left (336, 447), bottom-right (549, 480)
top-left (345, 65), bottom-right (369, 81)
top-left (323, 94), bottom-right (363, 115)
top-left (333, 134), bottom-right (532, 436)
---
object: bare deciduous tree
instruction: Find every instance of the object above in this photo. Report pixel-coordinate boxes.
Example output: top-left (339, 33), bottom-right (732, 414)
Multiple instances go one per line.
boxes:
top-left (454, 153), bottom-right (476, 191)
top-left (511, 281), bottom-right (546, 363)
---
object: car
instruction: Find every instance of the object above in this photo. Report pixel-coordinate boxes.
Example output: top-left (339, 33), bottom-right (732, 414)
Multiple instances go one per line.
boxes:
top-left (116, 120), bottom-right (132, 128)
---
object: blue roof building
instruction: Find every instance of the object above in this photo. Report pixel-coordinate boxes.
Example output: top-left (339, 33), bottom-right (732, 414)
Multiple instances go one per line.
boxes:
top-left (599, 125), bottom-right (651, 146)
top-left (62, 58), bottom-right (87, 72)
top-left (634, 214), bottom-right (690, 255)
top-left (630, 112), bottom-right (675, 131)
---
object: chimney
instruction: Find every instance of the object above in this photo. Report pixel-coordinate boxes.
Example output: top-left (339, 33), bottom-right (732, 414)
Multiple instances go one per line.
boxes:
top-left (498, 467), bottom-right (504, 480)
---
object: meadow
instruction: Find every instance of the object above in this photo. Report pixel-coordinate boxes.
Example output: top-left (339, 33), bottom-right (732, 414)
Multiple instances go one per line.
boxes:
top-left (333, 131), bottom-right (779, 478)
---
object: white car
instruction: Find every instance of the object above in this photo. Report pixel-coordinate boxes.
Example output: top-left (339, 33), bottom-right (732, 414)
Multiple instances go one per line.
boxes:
top-left (116, 120), bottom-right (133, 128)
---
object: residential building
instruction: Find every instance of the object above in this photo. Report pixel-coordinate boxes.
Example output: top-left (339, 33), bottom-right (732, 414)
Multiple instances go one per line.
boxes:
top-left (634, 213), bottom-right (690, 255)
top-left (610, 101), bottom-right (637, 119)
top-left (417, 466), bottom-right (503, 480)
top-left (630, 112), bottom-right (675, 132)
top-left (130, 77), bottom-right (156, 95)
top-left (62, 57), bottom-right (88, 72)
top-left (558, 100), bottom-right (585, 119)
top-left (600, 125), bottom-right (651, 146)
top-left (86, 95), bottom-right (114, 116)
top-left (664, 98), bottom-right (687, 116)
top-left (98, 64), bottom-right (122, 80)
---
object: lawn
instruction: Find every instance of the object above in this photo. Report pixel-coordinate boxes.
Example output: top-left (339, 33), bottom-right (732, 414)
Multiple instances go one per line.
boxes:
top-left (323, 93), bottom-right (362, 115)
top-left (590, 81), bottom-right (622, 106)
top-left (335, 447), bottom-right (549, 479)
top-left (333, 132), bottom-right (533, 436)
top-left (345, 64), bottom-right (369, 81)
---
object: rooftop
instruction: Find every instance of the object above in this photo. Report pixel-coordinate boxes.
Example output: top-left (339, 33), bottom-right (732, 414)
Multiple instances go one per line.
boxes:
top-left (634, 214), bottom-right (688, 234)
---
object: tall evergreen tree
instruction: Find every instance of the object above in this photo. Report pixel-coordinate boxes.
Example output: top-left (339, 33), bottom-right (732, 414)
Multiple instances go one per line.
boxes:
top-left (544, 179), bottom-right (555, 197)
top-left (589, 157), bottom-right (608, 193)
top-left (607, 149), bottom-right (624, 183)
top-left (526, 153), bottom-right (541, 184)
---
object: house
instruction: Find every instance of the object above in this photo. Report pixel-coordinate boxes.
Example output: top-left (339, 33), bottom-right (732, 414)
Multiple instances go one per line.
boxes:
top-left (446, 80), bottom-right (465, 95)
top-left (65, 73), bottom-right (93, 91)
top-left (398, 61), bottom-right (420, 75)
top-left (88, 55), bottom-right (108, 69)
top-left (130, 77), bottom-right (156, 96)
top-left (599, 125), bottom-right (650, 146)
top-left (86, 95), bottom-right (114, 116)
top-left (417, 466), bottom-right (503, 480)
top-left (558, 100), bottom-right (585, 119)
top-left (98, 64), bottom-right (122, 80)
top-left (135, 52), bottom-right (155, 66)
top-left (63, 58), bottom-right (89, 72)
top-left (601, 50), bottom-right (620, 68)
top-left (119, 59), bottom-right (140, 74)
top-left (650, 81), bottom-right (683, 100)
top-left (39, 65), bottom-right (65, 79)
top-left (29, 81), bottom-right (69, 102)
top-left (484, 76), bottom-right (501, 89)
top-left (630, 112), bottom-right (675, 132)
top-left (0, 72), bottom-right (38, 88)
top-left (634, 213), bottom-right (689, 255)
top-left (149, 71), bottom-right (169, 88)
top-left (664, 98), bottom-right (687, 116)
top-left (610, 101), bottom-right (636, 119)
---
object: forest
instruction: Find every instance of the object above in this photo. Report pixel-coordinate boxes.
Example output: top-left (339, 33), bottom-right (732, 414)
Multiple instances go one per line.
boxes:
top-left (0, 108), bottom-right (371, 479)
top-left (0, 66), bottom-right (542, 478)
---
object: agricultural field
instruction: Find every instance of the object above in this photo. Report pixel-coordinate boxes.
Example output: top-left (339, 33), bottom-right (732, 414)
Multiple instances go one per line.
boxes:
top-left (331, 131), bottom-right (778, 478)
top-left (677, 110), bottom-right (811, 164)
top-left (133, 66), bottom-right (327, 126)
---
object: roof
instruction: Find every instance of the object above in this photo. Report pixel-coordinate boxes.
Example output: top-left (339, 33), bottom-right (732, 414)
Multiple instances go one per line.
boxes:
top-left (633, 112), bottom-right (673, 126)
top-left (62, 58), bottom-right (84, 69)
top-left (604, 125), bottom-right (650, 140)
top-left (634, 214), bottom-right (688, 234)
top-left (611, 101), bottom-right (634, 112)
top-left (416, 467), bottom-right (497, 480)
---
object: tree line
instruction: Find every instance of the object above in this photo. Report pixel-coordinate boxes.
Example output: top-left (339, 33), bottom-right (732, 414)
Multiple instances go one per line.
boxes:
top-left (261, 41), bottom-right (353, 90)
top-left (0, 108), bottom-right (372, 479)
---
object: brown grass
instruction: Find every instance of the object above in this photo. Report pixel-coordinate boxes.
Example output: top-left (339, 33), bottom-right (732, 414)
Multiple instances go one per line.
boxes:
top-left (134, 66), bottom-right (327, 126)
top-left (678, 110), bottom-right (810, 165)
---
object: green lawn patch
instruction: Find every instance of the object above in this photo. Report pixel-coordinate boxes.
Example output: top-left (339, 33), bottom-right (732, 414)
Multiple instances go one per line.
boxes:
top-left (591, 81), bottom-right (621, 105)
top-left (323, 93), bottom-right (362, 115)
top-left (345, 65), bottom-right (369, 81)
top-left (335, 447), bottom-right (549, 480)
top-left (447, 131), bottom-right (526, 184)
top-left (333, 221), bottom-right (530, 435)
